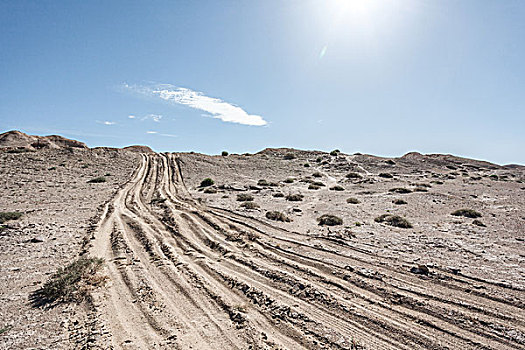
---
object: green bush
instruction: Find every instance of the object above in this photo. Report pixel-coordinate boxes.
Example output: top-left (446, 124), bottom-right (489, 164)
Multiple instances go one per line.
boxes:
top-left (286, 194), bottom-right (304, 201)
top-left (200, 178), bottom-right (215, 187)
top-left (379, 173), bottom-right (393, 178)
top-left (240, 202), bottom-right (259, 209)
top-left (257, 179), bottom-right (269, 186)
top-left (237, 193), bottom-right (254, 202)
top-left (87, 177), bottom-right (106, 184)
top-left (266, 211), bottom-right (291, 222)
top-left (317, 214), bottom-right (343, 226)
top-left (304, 163), bottom-right (310, 167)
top-left (389, 188), bottom-right (412, 194)
top-left (30, 257), bottom-right (106, 306)
top-left (375, 214), bottom-right (412, 228)
top-left (283, 178), bottom-right (294, 183)
top-left (330, 149), bottom-right (340, 156)
top-left (346, 198), bottom-right (360, 204)
top-left (472, 219), bottom-right (486, 227)
top-left (346, 172), bottom-right (362, 179)
top-left (221, 151), bottom-right (229, 156)
top-left (0, 212), bottom-right (23, 224)
top-left (451, 209), bottom-right (481, 218)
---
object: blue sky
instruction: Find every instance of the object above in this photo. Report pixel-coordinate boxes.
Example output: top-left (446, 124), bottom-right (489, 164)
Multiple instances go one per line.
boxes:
top-left (1, 0), bottom-right (524, 164)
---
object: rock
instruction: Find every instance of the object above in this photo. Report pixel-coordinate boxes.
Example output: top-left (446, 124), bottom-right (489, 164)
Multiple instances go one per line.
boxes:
top-left (29, 236), bottom-right (44, 243)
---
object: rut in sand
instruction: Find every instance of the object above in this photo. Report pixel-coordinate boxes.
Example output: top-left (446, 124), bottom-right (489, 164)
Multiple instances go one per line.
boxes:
top-left (88, 153), bottom-right (525, 349)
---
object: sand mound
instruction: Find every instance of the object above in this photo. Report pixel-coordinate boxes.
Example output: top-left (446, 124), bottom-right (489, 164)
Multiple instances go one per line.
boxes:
top-left (123, 145), bottom-right (154, 153)
top-left (0, 130), bottom-right (87, 150)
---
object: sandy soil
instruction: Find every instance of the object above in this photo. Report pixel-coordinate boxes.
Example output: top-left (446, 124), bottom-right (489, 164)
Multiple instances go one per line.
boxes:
top-left (1, 142), bottom-right (524, 349)
top-left (82, 151), bottom-right (524, 349)
top-left (0, 147), bottom-right (139, 349)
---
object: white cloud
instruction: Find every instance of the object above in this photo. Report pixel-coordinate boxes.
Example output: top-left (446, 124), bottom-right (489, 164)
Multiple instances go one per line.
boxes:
top-left (146, 130), bottom-right (177, 138)
top-left (128, 115), bottom-right (136, 119)
top-left (96, 120), bottom-right (116, 125)
top-left (123, 83), bottom-right (267, 126)
top-left (142, 114), bottom-right (162, 122)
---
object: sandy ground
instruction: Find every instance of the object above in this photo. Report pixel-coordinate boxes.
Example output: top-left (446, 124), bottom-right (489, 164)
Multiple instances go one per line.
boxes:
top-left (1, 145), bottom-right (524, 349)
top-left (0, 147), bottom-right (139, 349)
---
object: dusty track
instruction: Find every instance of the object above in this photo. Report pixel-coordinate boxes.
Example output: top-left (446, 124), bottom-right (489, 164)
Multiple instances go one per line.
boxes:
top-left (89, 154), bottom-right (525, 349)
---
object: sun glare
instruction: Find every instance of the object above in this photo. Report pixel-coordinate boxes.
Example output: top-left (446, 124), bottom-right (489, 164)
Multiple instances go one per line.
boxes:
top-left (333, 0), bottom-right (376, 15)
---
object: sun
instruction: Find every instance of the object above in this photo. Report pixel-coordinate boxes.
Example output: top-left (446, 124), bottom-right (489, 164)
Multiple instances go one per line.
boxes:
top-left (333, 0), bottom-right (374, 15)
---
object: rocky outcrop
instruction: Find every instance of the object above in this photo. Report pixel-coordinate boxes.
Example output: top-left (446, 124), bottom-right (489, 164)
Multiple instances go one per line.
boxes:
top-left (0, 130), bottom-right (87, 150)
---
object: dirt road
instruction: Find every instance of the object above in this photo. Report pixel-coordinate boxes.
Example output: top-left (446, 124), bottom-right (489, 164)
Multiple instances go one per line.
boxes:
top-left (89, 153), bottom-right (525, 349)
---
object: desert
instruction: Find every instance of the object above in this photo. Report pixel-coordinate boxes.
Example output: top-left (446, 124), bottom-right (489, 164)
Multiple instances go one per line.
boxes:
top-left (1, 130), bottom-right (524, 349)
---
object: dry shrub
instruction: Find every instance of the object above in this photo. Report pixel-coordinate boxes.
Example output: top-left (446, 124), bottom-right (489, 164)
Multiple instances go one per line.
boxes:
top-left (375, 214), bottom-right (412, 228)
top-left (317, 214), bottom-right (343, 226)
top-left (266, 211), bottom-right (291, 222)
top-left (30, 257), bottom-right (106, 307)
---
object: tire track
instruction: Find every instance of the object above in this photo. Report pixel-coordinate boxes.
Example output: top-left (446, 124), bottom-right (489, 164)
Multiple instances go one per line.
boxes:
top-left (88, 153), bottom-right (525, 349)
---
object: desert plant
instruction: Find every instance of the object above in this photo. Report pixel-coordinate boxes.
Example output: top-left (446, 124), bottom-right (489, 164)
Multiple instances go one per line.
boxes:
top-left (283, 178), bottom-right (294, 183)
top-left (240, 202), bottom-right (259, 209)
top-left (283, 153), bottom-right (296, 160)
top-left (389, 188), bottom-right (412, 194)
top-left (286, 194), bottom-right (304, 201)
top-left (304, 163), bottom-right (310, 167)
top-left (375, 214), bottom-right (412, 228)
top-left (221, 151), bottom-right (229, 156)
top-left (330, 149), bottom-right (340, 156)
top-left (237, 193), bottom-right (254, 202)
top-left (346, 198), bottom-right (360, 204)
top-left (30, 257), bottom-right (106, 306)
top-left (273, 192), bottom-right (284, 198)
top-left (257, 179), bottom-right (269, 186)
top-left (266, 211), bottom-right (291, 222)
top-left (0, 212), bottom-right (23, 224)
top-left (451, 209), bottom-right (481, 218)
top-left (472, 219), bottom-right (486, 227)
top-left (200, 178), bottom-right (214, 187)
top-left (318, 214), bottom-right (343, 226)
top-left (393, 199), bottom-right (407, 205)
top-left (7, 148), bottom-right (30, 154)
top-left (87, 177), bottom-right (106, 184)
top-left (330, 185), bottom-right (345, 191)
top-left (316, 157), bottom-right (322, 163)
top-left (379, 173), bottom-right (393, 178)
top-left (346, 172), bottom-right (362, 179)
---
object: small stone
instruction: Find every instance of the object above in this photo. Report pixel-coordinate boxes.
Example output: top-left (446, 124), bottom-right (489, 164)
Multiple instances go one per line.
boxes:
top-left (29, 236), bottom-right (44, 243)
